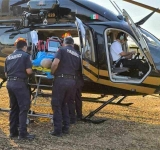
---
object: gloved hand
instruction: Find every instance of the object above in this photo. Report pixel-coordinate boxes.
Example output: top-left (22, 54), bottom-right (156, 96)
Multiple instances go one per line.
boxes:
top-left (46, 72), bottom-right (54, 79)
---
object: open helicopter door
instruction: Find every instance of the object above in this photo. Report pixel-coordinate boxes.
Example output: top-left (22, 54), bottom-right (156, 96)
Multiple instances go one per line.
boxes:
top-left (75, 17), bottom-right (98, 82)
top-left (123, 9), bottom-right (157, 72)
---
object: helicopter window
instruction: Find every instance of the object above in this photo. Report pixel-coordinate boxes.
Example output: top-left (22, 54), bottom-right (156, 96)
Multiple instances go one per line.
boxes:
top-left (105, 29), bottom-right (150, 84)
top-left (140, 28), bottom-right (160, 47)
top-left (83, 29), bottom-right (95, 62)
top-left (140, 28), bottom-right (160, 70)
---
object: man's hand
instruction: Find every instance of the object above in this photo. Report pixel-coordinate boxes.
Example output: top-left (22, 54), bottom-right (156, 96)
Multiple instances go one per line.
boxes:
top-left (51, 58), bottom-right (60, 75)
top-left (5, 72), bottom-right (7, 78)
top-left (130, 51), bottom-right (136, 55)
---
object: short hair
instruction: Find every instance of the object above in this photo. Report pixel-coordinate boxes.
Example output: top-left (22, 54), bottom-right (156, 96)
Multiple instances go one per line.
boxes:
top-left (16, 41), bottom-right (27, 49)
top-left (63, 36), bottom-right (74, 45)
top-left (116, 32), bottom-right (127, 41)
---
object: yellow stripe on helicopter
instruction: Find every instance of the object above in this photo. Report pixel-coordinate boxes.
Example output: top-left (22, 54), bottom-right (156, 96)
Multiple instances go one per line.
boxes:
top-left (0, 57), bottom-right (5, 61)
top-left (83, 68), bottom-right (156, 94)
top-left (0, 62), bottom-right (4, 67)
top-left (83, 60), bottom-right (160, 86)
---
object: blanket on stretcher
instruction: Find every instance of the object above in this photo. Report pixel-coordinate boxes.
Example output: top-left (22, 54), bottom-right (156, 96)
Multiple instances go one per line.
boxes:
top-left (32, 52), bottom-right (54, 79)
top-left (32, 66), bottom-right (54, 79)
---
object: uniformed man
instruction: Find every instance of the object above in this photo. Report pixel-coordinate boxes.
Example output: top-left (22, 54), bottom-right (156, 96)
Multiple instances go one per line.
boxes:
top-left (4, 38), bottom-right (35, 140)
top-left (69, 44), bottom-right (84, 124)
top-left (50, 37), bottom-right (81, 136)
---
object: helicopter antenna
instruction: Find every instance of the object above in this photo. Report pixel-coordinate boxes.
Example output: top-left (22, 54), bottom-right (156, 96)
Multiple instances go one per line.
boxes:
top-left (109, 0), bottom-right (121, 15)
top-left (113, 1), bottom-right (123, 15)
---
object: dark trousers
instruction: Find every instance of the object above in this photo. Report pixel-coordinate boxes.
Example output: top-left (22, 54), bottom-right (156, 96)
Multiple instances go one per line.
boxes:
top-left (117, 59), bottom-right (149, 74)
top-left (75, 87), bottom-right (82, 118)
top-left (68, 83), bottom-right (83, 122)
top-left (51, 78), bottom-right (75, 133)
top-left (7, 81), bottom-right (30, 136)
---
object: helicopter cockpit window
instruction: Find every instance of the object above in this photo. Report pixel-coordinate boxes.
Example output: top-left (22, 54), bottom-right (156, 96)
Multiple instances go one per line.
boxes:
top-left (0, 32), bottom-right (30, 55)
top-left (83, 29), bottom-right (95, 62)
top-left (105, 29), bottom-right (151, 84)
top-left (140, 28), bottom-right (160, 70)
top-left (141, 28), bottom-right (160, 47)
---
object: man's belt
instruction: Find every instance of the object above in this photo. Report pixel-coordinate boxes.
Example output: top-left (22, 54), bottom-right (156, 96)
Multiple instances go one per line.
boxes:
top-left (7, 77), bottom-right (27, 82)
top-left (55, 74), bottom-right (76, 79)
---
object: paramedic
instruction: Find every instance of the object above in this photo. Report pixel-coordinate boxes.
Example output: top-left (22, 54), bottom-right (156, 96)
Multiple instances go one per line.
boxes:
top-left (4, 38), bottom-right (35, 140)
top-left (69, 44), bottom-right (84, 124)
top-left (110, 32), bottom-right (148, 77)
top-left (50, 37), bottom-right (81, 136)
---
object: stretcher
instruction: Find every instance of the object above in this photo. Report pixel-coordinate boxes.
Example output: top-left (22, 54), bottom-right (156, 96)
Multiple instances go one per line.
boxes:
top-left (29, 66), bottom-right (54, 106)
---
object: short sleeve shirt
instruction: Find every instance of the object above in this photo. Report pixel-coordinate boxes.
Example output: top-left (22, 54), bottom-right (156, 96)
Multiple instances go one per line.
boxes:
top-left (54, 45), bottom-right (81, 76)
top-left (4, 49), bottom-right (32, 79)
top-left (110, 41), bottom-right (123, 61)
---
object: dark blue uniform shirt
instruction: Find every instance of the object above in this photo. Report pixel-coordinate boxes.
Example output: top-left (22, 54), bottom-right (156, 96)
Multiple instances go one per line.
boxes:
top-left (4, 49), bottom-right (32, 79)
top-left (54, 45), bottom-right (81, 76)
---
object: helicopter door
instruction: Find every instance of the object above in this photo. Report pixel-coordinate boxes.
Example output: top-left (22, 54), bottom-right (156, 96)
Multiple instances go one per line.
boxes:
top-left (123, 9), bottom-right (157, 71)
top-left (75, 17), bottom-right (98, 82)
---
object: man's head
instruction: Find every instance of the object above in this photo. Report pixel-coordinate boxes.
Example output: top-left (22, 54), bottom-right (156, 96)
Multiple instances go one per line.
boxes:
top-left (116, 32), bottom-right (127, 43)
top-left (15, 38), bottom-right (27, 51)
top-left (63, 36), bottom-right (74, 46)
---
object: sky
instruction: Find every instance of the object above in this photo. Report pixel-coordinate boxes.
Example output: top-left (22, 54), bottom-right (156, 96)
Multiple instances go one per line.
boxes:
top-left (91, 0), bottom-right (160, 38)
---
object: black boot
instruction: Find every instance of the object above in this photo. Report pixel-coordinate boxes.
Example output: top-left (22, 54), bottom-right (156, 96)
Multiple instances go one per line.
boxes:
top-left (62, 126), bottom-right (69, 134)
top-left (9, 132), bottom-right (19, 138)
top-left (49, 131), bottom-right (62, 137)
top-left (18, 133), bottom-right (35, 140)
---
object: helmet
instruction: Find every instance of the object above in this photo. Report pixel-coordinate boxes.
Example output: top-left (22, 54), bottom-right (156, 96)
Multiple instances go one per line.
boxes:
top-left (14, 37), bottom-right (27, 46)
top-left (62, 32), bottom-right (71, 38)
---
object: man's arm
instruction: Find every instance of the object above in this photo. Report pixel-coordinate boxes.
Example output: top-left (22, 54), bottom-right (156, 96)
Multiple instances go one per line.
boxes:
top-left (119, 51), bottom-right (135, 59)
top-left (26, 68), bottom-right (32, 75)
top-left (4, 60), bottom-right (7, 78)
top-left (51, 58), bottom-right (60, 75)
top-left (26, 55), bottom-right (33, 75)
top-left (5, 72), bottom-right (7, 78)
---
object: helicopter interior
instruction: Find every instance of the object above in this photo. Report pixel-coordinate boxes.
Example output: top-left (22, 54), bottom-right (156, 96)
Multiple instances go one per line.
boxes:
top-left (30, 28), bottom-right (79, 58)
top-left (105, 29), bottom-right (150, 83)
top-left (29, 26), bottom-right (95, 62)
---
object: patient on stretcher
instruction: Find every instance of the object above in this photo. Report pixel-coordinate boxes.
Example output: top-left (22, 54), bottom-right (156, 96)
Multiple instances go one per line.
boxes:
top-left (32, 52), bottom-right (54, 79)
top-left (40, 58), bottom-right (52, 68)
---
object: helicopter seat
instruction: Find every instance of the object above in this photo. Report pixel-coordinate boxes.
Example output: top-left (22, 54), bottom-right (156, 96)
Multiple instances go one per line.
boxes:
top-left (107, 32), bottom-right (129, 74)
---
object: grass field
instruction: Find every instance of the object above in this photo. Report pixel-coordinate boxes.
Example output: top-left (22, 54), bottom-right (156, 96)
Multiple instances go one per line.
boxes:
top-left (0, 80), bottom-right (160, 150)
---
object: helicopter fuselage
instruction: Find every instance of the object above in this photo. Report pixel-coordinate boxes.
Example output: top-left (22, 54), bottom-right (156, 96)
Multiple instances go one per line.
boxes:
top-left (0, 0), bottom-right (160, 96)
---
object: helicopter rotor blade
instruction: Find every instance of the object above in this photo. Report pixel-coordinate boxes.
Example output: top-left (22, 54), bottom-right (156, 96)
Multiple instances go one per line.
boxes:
top-left (135, 8), bottom-right (159, 26)
top-left (123, 0), bottom-right (160, 13)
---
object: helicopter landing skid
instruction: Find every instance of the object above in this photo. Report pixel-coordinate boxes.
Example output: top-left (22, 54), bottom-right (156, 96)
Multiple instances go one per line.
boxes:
top-left (82, 95), bottom-right (133, 124)
top-left (82, 95), bottom-right (133, 106)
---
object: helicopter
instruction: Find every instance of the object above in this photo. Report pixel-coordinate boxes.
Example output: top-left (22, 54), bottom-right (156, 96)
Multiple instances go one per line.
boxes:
top-left (0, 0), bottom-right (160, 122)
